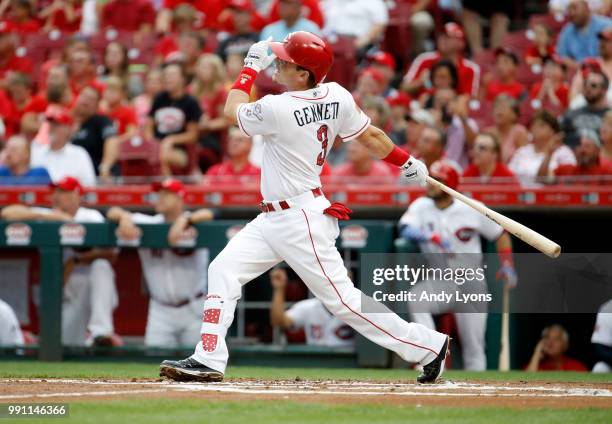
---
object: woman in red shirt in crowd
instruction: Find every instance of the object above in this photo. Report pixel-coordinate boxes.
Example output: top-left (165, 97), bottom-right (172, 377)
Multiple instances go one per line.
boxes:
top-left (98, 42), bottom-right (130, 88)
top-left (40, 0), bottom-right (83, 33)
top-left (462, 132), bottom-right (518, 184)
top-left (190, 53), bottom-right (230, 171)
top-left (1, 0), bottom-right (40, 34)
top-left (529, 55), bottom-right (569, 109)
top-left (484, 48), bottom-right (525, 101)
top-left (525, 24), bottom-right (556, 66)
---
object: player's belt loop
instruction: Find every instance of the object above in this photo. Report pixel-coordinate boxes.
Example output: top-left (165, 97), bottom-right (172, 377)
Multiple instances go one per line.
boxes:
top-left (312, 187), bottom-right (323, 198)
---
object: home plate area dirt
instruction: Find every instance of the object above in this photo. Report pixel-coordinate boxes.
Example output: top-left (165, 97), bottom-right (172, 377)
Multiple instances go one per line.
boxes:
top-left (2, 378), bottom-right (612, 408)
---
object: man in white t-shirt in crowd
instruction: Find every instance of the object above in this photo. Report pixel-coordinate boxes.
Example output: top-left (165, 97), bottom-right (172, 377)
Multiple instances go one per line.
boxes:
top-left (269, 267), bottom-right (355, 348)
top-left (0, 177), bottom-right (118, 346)
top-left (509, 110), bottom-right (576, 184)
top-left (0, 298), bottom-right (24, 347)
top-left (107, 179), bottom-right (214, 348)
top-left (592, 299), bottom-right (612, 373)
top-left (321, 0), bottom-right (389, 50)
top-left (31, 108), bottom-right (96, 186)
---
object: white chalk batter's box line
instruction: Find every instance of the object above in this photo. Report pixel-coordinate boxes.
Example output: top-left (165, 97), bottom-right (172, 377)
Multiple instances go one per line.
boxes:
top-left (1, 379), bottom-right (611, 399)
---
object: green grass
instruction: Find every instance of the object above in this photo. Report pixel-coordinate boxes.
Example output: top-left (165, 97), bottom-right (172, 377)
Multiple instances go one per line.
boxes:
top-left (3, 399), bottom-right (611, 424)
top-left (0, 361), bottom-right (610, 383)
top-left (1, 362), bottom-right (610, 424)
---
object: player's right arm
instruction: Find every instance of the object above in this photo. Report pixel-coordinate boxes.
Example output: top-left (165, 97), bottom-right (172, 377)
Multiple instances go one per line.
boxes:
top-left (269, 268), bottom-right (295, 329)
top-left (106, 207), bottom-right (140, 240)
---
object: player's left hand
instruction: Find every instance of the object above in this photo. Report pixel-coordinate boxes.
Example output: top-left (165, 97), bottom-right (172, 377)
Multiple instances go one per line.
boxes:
top-left (497, 265), bottom-right (518, 289)
top-left (401, 156), bottom-right (429, 186)
top-left (244, 37), bottom-right (276, 73)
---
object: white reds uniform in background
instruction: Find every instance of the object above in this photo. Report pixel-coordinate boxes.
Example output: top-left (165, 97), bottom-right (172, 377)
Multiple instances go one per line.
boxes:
top-left (192, 81), bottom-right (447, 373)
top-left (287, 298), bottom-right (355, 347)
top-left (130, 213), bottom-right (209, 347)
top-left (32, 207), bottom-right (117, 346)
top-left (399, 197), bottom-right (504, 370)
top-left (0, 298), bottom-right (24, 346)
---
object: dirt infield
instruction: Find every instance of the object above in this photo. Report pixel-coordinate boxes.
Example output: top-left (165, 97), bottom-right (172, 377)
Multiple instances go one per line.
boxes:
top-left (1, 378), bottom-right (612, 408)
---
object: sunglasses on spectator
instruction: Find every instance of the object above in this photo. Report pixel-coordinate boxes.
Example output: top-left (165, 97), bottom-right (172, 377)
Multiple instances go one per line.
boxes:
top-left (474, 144), bottom-right (495, 152)
top-left (586, 81), bottom-right (605, 89)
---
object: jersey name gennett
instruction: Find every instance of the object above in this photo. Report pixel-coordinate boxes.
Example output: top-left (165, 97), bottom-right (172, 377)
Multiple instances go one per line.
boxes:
top-left (293, 102), bottom-right (340, 127)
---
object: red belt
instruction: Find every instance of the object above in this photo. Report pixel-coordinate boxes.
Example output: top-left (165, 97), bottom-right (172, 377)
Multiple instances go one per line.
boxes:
top-left (259, 187), bottom-right (323, 213)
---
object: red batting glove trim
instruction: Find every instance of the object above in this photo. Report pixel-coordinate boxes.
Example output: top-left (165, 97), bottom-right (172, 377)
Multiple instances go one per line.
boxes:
top-left (383, 145), bottom-right (410, 167)
top-left (498, 247), bottom-right (514, 266)
top-left (231, 67), bottom-right (258, 95)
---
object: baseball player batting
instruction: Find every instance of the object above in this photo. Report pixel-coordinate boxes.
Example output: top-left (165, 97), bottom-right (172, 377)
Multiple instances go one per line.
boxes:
top-left (160, 32), bottom-right (450, 384)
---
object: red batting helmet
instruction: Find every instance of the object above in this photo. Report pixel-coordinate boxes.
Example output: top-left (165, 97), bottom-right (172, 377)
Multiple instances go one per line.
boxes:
top-left (270, 31), bottom-right (334, 84)
top-left (429, 161), bottom-right (459, 190)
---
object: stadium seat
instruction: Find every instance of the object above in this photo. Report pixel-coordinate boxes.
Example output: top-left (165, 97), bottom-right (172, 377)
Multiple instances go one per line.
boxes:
top-left (516, 63), bottom-right (543, 87)
top-left (326, 35), bottom-right (358, 90)
top-left (472, 49), bottom-right (496, 76)
top-left (468, 99), bottom-right (495, 129)
top-left (119, 136), bottom-right (160, 178)
top-left (501, 31), bottom-right (532, 54)
top-left (382, 0), bottom-right (412, 69)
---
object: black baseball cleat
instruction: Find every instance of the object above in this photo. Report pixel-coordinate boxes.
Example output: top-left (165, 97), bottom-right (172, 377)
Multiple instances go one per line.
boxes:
top-left (160, 357), bottom-right (224, 382)
top-left (417, 336), bottom-right (450, 384)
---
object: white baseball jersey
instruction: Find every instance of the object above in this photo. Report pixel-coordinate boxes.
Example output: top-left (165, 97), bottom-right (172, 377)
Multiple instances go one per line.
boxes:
top-left (592, 299), bottom-right (612, 347)
top-left (286, 298), bottom-right (355, 347)
top-left (131, 213), bottom-right (209, 304)
top-left (236, 82), bottom-right (371, 200)
top-left (0, 298), bottom-right (24, 346)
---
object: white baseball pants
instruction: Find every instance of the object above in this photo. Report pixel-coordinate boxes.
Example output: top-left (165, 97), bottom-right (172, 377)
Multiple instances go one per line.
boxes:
top-left (145, 299), bottom-right (202, 348)
top-left (62, 259), bottom-right (117, 346)
top-left (192, 195), bottom-right (447, 373)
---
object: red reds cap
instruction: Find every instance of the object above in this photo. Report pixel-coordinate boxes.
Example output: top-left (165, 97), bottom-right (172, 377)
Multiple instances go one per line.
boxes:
top-left (494, 47), bottom-right (519, 64)
top-left (386, 91), bottom-right (411, 108)
top-left (429, 161), bottom-right (459, 190)
top-left (598, 27), bottom-right (612, 40)
top-left (270, 31), bottom-right (334, 84)
top-left (442, 22), bottom-right (465, 40)
top-left (152, 179), bottom-right (186, 198)
top-left (45, 107), bottom-right (74, 125)
top-left (0, 20), bottom-right (14, 35)
top-left (368, 51), bottom-right (396, 71)
top-left (360, 67), bottom-right (385, 85)
top-left (228, 0), bottom-right (253, 11)
top-left (50, 176), bottom-right (83, 193)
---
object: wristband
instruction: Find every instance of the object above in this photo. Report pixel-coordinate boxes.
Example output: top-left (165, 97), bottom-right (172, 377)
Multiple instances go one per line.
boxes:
top-left (383, 145), bottom-right (410, 167)
top-left (231, 67), bottom-right (258, 95)
top-left (498, 247), bottom-right (514, 267)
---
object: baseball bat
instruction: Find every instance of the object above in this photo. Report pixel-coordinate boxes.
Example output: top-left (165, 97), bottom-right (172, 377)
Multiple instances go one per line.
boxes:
top-left (425, 177), bottom-right (562, 258)
top-left (498, 284), bottom-right (510, 371)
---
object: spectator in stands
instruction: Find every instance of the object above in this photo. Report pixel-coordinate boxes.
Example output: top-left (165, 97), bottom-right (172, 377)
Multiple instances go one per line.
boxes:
top-left (412, 125), bottom-right (461, 172)
top-left (1, 176), bottom-right (119, 347)
top-left (406, 108), bottom-right (435, 153)
top-left (67, 48), bottom-right (102, 98)
top-left (562, 70), bottom-right (610, 148)
top-left (509, 111), bottom-right (576, 181)
top-left (526, 324), bottom-right (588, 371)
top-left (525, 24), bottom-right (556, 66)
top-left (591, 299), bottom-right (612, 373)
top-left (332, 137), bottom-right (393, 180)
top-left (462, 132), bottom-right (517, 184)
top-left (146, 63), bottom-right (201, 176)
top-left (366, 51), bottom-right (397, 97)
top-left (461, 1), bottom-right (511, 55)
top-left (101, 0), bottom-right (156, 33)
top-left (2, 72), bottom-right (36, 138)
top-left (321, 0), bottom-right (389, 51)
top-left (191, 54), bottom-right (229, 171)
top-left (168, 31), bottom-right (205, 82)
top-left (529, 55), bottom-right (570, 109)
top-left (419, 60), bottom-right (459, 107)
top-left (361, 95), bottom-right (391, 133)
top-left (402, 23), bottom-right (480, 99)
top-left (267, 0), bottom-right (324, 29)
top-left (0, 21), bottom-right (32, 83)
top-left (71, 86), bottom-right (121, 180)
top-left (216, 3), bottom-right (260, 62)
top-left (0, 298), bottom-right (24, 347)
top-left (555, 129), bottom-right (612, 180)
top-left (206, 127), bottom-right (260, 180)
top-left (569, 28), bottom-right (612, 108)
top-left (353, 68), bottom-right (387, 103)
top-left (550, 0), bottom-right (610, 17)
top-left (270, 267), bottom-right (355, 347)
top-left (0, 134), bottom-right (52, 185)
top-left (485, 95), bottom-right (529, 163)
top-left (260, 0), bottom-right (320, 42)
top-left (599, 110), bottom-right (612, 167)
top-left (387, 91), bottom-right (411, 146)
top-left (156, 0), bottom-right (224, 33)
top-left (484, 48), bottom-right (526, 102)
top-left (40, 0), bottom-right (84, 34)
top-left (557, 0), bottom-right (612, 66)
top-left (31, 108), bottom-right (96, 186)
top-left (107, 179), bottom-right (214, 348)
top-left (98, 42), bottom-right (130, 88)
top-left (219, 0), bottom-right (267, 35)
top-left (101, 75), bottom-right (137, 141)
top-left (134, 68), bottom-right (163, 126)
top-left (155, 4), bottom-right (198, 62)
top-left (1, 0), bottom-right (39, 34)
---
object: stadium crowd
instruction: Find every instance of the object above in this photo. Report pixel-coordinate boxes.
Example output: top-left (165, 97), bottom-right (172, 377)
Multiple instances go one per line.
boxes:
top-left (0, 0), bottom-right (611, 187)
